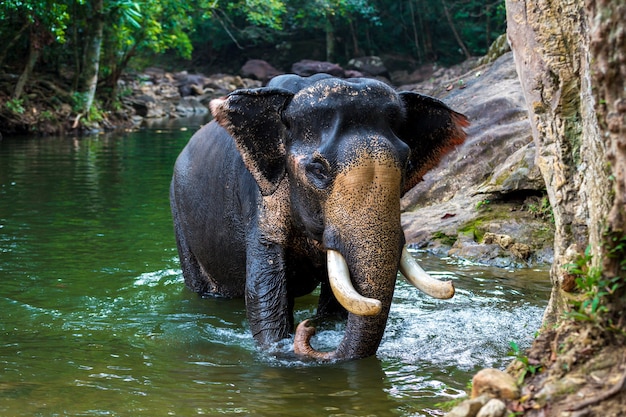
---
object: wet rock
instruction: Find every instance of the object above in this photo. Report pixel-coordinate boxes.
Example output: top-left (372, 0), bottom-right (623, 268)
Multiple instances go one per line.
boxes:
top-left (471, 368), bottom-right (519, 400)
top-left (445, 395), bottom-right (489, 417)
top-left (291, 60), bottom-right (345, 77)
top-left (241, 59), bottom-right (283, 83)
top-left (121, 68), bottom-right (262, 122)
top-left (447, 232), bottom-right (513, 267)
top-left (476, 399), bottom-right (506, 417)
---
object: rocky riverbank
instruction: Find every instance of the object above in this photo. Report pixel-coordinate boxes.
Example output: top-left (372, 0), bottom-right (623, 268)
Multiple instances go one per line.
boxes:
top-left (126, 50), bottom-right (554, 270)
top-left (1, 39), bottom-right (554, 269)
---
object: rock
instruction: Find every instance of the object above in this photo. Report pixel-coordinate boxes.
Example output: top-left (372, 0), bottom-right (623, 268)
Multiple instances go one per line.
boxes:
top-left (475, 142), bottom-right (544, 195)
top-left (477, 34), bottom-right (511, 66)
top-left (204, 74), bottom-right (240, 93)
top-left (128, 94), bottom-right (168, 118)
top-left (175, 72), bottom-right (209, 97)
top-left (476, 399), bottom-right (506, 417)
top-left (175, 97), bottom-right (209, 116)
top-left (402, 53), bottom-right (530, 210)
top-left (448, 238), bottom-right (513, 268)
top-left (401, 52), bottom-right (555, 267)
top-left (445, 395), bottom-right (489, 417)
top-left (471, 368), bottom-right (519, 400)
top-left (291, 60), bottom-right (345, 77)
top-left (344, 69), bottom-right (365, 78)
top-left (483, 233), bottom-right (514, 249)
top-left (155, 83), bottom-right (181, 100)
top-left (391, 63), bottom-right (436, 85)
top-left (510, 242), bottom-right (532, 260)
top-left (346, 56), bottom-right (388, 77)
top-left (241, 59), bottom-right (283, 83)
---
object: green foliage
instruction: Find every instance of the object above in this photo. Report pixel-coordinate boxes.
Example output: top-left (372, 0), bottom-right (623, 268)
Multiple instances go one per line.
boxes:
top-left (5, 98), bottom-right (25, 114)
top-left (606, 232), bottom-right (626, 273)
top-left (524, 196), bottom-right (554, 223)
top-left (432, 231), bottom-right (457, 246)
top-left (508, 341), bottom-right (541, 384)
top-left (565, 245), bottom-right (621, 324)
top-left (475, 199), bottom-right (491, 210)
top-left (0, 0), bottom-right (70, 43)
top-left (435, 396), bottom-right (467, 412)
top-left (0, 0), bottom-right (507, 116)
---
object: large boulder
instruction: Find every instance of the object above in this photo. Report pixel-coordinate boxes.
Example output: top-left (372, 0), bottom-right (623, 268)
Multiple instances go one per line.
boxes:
top-left (241, 59), bottom-right (283, 83)
top-left (401, 52), bottom-right (554, 267)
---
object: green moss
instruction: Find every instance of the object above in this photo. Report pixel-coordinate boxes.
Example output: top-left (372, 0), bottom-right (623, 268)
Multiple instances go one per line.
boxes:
top-left (458, 218), bottom-right (486, 242)
top-left (432, 231), bottom-right (457, 246)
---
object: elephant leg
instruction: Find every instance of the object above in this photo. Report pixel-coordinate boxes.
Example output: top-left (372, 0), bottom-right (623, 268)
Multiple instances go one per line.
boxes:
top-left (172, 214), bottom-right (208, 295)
top-left (171, 186), bottom-right (214, 295)
top-left (316, 280), bottom-right (348, 322)
top-left (245, 241), bottom-right (293, 346)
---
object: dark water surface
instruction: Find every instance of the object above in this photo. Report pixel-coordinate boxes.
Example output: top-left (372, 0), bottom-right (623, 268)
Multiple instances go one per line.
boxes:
top-left (0, 119), bottom-right (550, 416)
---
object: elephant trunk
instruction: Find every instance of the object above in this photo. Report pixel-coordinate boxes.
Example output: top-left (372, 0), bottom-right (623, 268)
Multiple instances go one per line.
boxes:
top-left (294, 239), bottom-right (402, 360)
top-left (294, 151), bottom-right (404, 360)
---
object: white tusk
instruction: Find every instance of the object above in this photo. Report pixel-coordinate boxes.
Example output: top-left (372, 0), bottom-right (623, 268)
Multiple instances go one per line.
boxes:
top-left (399, 247), bottom-right (455, 299)
top-left (327, 250), bottom-right (382, 316)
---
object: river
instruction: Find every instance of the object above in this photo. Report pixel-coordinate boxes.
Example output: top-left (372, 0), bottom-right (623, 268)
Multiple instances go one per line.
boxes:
top-left (0, 118), bottom-right (550, 416)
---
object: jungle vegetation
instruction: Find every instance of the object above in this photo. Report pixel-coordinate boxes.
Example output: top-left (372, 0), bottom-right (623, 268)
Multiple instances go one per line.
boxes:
top-left (0, 0), bottom-right (505, 122)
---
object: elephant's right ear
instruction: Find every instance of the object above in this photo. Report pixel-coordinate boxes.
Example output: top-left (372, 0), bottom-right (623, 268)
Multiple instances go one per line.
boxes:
top-left (210, 88), bottom-right (294, 196)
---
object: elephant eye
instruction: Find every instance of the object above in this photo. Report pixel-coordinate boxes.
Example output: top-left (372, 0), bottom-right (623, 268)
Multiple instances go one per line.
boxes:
top-left (306, 160), bottom-right (331, 189)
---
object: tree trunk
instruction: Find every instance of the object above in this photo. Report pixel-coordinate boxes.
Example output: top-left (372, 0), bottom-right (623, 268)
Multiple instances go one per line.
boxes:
top-left (408, 0), bottom-right (422, 62)
top-left (76, 0), bottom-right (104, 114)
top-left (587, 0), bottom-right (626, 319)
top-left (441, 0), bottom-right (471, 60)
top-left (325, 17), bottom-right (336, 62)
top-left (450, 1), bottom-right (625, 413)
top-left (506, 0), bottom-right (612, 325)
top-left (13, 30), bottom-right (40, 100)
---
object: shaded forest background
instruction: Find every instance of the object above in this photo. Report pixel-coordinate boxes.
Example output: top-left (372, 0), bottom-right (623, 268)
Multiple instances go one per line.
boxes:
top-left (0, 0), bottom-right (504, 133)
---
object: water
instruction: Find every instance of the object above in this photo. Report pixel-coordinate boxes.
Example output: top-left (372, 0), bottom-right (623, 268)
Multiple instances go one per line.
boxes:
top-left (0, 119), bottom-right (550, 416)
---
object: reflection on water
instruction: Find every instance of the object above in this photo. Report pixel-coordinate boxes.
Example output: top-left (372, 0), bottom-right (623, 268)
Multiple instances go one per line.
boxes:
top-left (0, 124), bottom-right (550, 416)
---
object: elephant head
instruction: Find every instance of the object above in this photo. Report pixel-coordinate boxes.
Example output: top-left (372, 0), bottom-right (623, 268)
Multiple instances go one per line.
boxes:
top-left (209, 75), bottom-right (468, 360)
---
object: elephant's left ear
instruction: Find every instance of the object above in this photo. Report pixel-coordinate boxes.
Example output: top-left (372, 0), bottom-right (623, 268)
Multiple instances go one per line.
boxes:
top-left (396, 92), bottom-right (469, 195)
top-left (210, 88), bottom-right (294, 196)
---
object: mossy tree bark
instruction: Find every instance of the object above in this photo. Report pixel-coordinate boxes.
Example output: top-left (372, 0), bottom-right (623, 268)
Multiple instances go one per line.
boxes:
top-left (587, 0), bottom-right (626, 321)
top-left (505, 0), bottom-right (614, 325)
top-left (76, 0), bottom-right (104, 115)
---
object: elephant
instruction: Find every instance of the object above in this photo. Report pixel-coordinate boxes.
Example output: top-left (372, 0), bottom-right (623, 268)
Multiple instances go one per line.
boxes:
top-left (169, 73), bottom-right (468, 361)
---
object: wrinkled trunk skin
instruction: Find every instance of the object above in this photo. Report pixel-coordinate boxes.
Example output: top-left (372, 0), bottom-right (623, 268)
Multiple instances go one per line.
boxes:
top-left (304, 152), bottom-right (404, 360)
top-left (506, 0), bottom-right (612, 325)
top-left (326, 226), bottom-right (402, 359)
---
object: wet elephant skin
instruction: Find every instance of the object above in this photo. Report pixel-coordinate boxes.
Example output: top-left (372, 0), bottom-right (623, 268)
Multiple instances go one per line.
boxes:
top-left (170, 73), bottom-right (468, 360)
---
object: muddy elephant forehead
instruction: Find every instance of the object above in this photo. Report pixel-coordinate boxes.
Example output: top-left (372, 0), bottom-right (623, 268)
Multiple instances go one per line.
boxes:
top-left (290, 77), bottom-right (399, 107)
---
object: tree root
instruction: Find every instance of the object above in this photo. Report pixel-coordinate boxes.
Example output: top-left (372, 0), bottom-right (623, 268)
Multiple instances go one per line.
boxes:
top-left (565, 354), bottom-right (626, 411)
